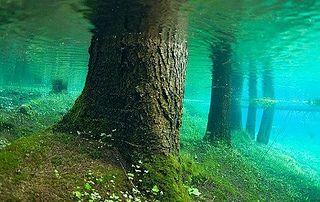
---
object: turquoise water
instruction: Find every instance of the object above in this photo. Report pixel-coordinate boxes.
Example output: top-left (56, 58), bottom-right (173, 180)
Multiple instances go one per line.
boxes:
top-left (1, 0), bottom-right (320, 201)
top-left (186, 0), bottom-right (320, 181)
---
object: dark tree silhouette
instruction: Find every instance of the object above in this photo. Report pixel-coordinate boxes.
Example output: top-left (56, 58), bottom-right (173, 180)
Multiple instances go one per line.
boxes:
top-left (13, 54), bottom-right (28, 85)
top-left (51, 79), bottom-right (68, 94)
top-left (257, 67), bottom-right (275, 144)
top-left (230, 68), bottom-right (243, 130)
top-left (204, 42), bottom-right (232, 145)
top-left (246, 62), bottom-right (258, 139)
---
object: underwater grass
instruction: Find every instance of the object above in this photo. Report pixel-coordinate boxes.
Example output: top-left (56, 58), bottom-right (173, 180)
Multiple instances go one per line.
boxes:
top-left (1, 129), bottom-right (320, 201)
top-left (180, 110), bottom-right (320, 201)
top-left (0, 94), bottom-right (320, 201)
top-left (0, 131), bottom-right (194, 201)
top-left (0, 132), bottom-right (128, 201)
top-left (0, 91), bottom-right (75, 142)
top-left (181, 136), bottom-right (320, 201)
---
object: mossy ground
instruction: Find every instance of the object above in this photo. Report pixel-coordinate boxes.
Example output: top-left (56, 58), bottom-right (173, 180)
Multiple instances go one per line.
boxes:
top-left (0, 88), bottom-right (191, 202)
top-left (181, 135), bottom-right (320, 201)
top-left (180, 110), bottom-right (320, 201)
top-left (0, 87), bottom-right (74, 142)
top-left (1, 90), bottom-right (320, 201)
top-left (3, 132), bottom-right (320, 202)
top-left (0, 132), bottom-right (193, 202)
top-left (0, 132), bottom-right (129, 201)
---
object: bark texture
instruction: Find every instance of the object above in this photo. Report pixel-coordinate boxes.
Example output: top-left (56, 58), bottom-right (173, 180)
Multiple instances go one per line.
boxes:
top-left (230, 70), bottom-right (243, 130)
top-left (257, 68), bottom-right (275, 144)
top-left (204, 43), bottom-right (232, 145)
top-left (55, 0), bottom-right (187, 158)
top-left (246, 63), bottom-right (257, 139)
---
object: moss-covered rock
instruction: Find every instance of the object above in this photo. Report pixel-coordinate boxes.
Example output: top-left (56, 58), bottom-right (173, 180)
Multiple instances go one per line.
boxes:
top-left (17, 104), bottom-right (33, 115)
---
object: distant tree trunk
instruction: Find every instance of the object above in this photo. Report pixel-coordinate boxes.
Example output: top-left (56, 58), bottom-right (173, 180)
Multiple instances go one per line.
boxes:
top-left (204, 42), bottom-right (232, 145)
top-left (51, 79), bottom-right (68, 94)
top-left (246, 62), bottom-right (257, 139)
top-left (13, 53), bottom-right (28, 85)
top-left (230, 70), bottom-right (243, 130)
top-left (257, 68), bottom-right (275, 144)
top-left (55, 0), bottom-right (187, 158)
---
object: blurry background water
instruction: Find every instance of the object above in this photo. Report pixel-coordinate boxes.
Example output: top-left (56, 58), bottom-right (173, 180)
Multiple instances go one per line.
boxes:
top-left (0, 0), bottom-right (319, 183)
top-left (185, 0), bottom-right (320, 179)
top-left (0, 0), bottom-right (90, 92)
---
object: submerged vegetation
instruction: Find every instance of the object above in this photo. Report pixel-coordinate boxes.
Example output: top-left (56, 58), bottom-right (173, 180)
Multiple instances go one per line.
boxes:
top-left (1, 0), bottom-right (320, 201)
top-left (1, 95), bottom-right (319, 201)
top-left (181, 110), bottom-right (320, 201)
top-left (1, 126), bottom-right (319, 201)
top-left (0, 87), bottom-right (74, 142)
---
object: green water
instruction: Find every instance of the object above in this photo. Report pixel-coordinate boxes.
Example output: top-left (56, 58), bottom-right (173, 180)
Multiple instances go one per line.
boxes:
top-left (0, 0), bottom-right (320, 201)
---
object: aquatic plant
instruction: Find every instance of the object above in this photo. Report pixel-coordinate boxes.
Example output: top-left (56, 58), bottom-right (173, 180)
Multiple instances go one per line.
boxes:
top-left (0, 0), bottom-right (320, 201)
top-left (0, 137), bottom-right (9, 149)
top-left (253, 98), bottom-right (278, 108)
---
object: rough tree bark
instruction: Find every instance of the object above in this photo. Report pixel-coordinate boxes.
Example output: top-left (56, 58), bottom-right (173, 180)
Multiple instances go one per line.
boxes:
top-left (246, 62), bottom-right (257, 139)
top-left (257, 67), bottom-right (275, 144)
top-left (230, 69), bottom-right (243, 130)
top-left (55, 0), bottom-right (187, 158)
top-left (204, 42), bottom-right (232, 145)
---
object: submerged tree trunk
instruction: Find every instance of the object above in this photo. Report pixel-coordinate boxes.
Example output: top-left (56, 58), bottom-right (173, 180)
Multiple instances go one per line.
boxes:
top-left (204, 42), bottom-right (232, 145)
top-left (13, 49), bottom-right (29, 85)
top-left (257, 67), bottom-right (275, 144)
top-left (51, 79), bottom-right (68, 94)
top-left (55, 0), bottom-right (187, 158)
top-left (246, 62), bottom-right (257, 139)
top-left (230, 69), bottom-right (243, 130)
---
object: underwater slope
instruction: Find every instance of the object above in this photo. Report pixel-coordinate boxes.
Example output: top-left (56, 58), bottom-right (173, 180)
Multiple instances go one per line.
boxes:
top-left (1, 131), bottom-right (320, 201)
top-left (0, 133), bottom-right (128, 201)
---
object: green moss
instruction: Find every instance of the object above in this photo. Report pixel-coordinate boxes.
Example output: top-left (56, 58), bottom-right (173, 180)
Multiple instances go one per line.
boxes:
top-left (0, 132), bottom-right (195, 201)
top-left (0, 92), bottom-right (75, 143)
top-left (179, 129), bottom-right (320, 201)
top-left (0, 152), bottom-right (20, 172)
top-left (0, 132), bottom-right (128, 201)
top-left (139, 155), bottom-right (192, 202)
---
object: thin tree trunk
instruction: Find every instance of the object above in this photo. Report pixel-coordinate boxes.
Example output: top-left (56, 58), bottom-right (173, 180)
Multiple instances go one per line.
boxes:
top-left (257, 67), bottom-right (275, 144)
top-left (230, 70), bottom-right (243, 130)
top-left (256, 106), bottom-right (275, 144)
top-left (246, 62), bottom-right (257, 139)
top-left (13, 49), bottom-right (29, 85)
top-left (204, 42), bottom-right (232, 145)
top-left (55, 0), bottom-right (187, 158)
